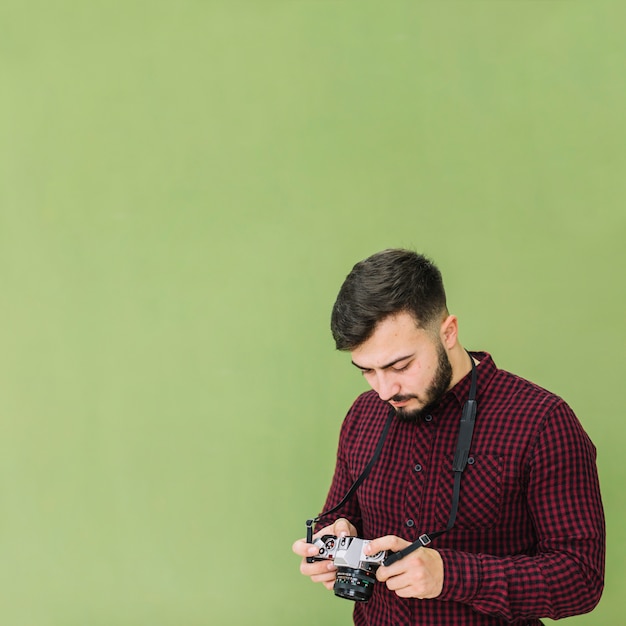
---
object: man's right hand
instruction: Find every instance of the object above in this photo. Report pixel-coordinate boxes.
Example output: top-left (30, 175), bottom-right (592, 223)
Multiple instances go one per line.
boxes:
top-left (291, 518), bottom-right (358, 590)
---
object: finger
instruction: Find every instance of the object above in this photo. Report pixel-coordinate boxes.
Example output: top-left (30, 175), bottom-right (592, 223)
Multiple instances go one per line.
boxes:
top-left (376, 561), bottom-right (417, 587)
top-left (394, 584), bottom-right (418, 599)
top-left (311, 521), bottom-right (340, 541)
top-left (380, 570), bottom-right (410, 590)
top-left (376, 562), bottom-right (404, 583)
top-left (376, 554), bottom-right (413, 582)
top-left (364, 534), bottom-right (410, 556)
top-left (300, 559), bottom-right (335, 578)
top-left (292, 538), bottom-right (322, 558)
top-left (333, 517), bottom-right (356, 537)
top-left (310, 563), bottom-right (337, 584)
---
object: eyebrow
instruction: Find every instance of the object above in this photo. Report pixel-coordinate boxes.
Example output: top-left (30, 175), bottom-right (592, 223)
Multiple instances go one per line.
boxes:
top-left (351, 354), bottom-right (414, 371)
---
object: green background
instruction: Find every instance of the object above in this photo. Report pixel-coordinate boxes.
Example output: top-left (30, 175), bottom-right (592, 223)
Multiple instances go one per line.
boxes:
top-left (1, 1), bottom-right (624, 624)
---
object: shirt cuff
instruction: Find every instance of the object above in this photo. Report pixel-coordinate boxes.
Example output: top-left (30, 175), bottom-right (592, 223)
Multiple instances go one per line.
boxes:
top-left (437, 548), bottom-right (482, 604)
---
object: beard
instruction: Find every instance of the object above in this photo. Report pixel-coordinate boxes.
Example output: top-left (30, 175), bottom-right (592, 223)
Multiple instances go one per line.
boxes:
top-left (392, 341), bottom-right (453, 424)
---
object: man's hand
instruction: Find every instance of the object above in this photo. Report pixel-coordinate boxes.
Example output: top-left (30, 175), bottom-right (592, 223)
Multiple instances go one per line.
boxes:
top-left (291, 518), bottom-right (358, 591)
top-left (364, 535), bottom-right (444, 599)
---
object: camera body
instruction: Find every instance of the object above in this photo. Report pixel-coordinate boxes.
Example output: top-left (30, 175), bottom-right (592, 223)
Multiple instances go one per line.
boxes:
top-left (311, 535), bottom-right (387, 602)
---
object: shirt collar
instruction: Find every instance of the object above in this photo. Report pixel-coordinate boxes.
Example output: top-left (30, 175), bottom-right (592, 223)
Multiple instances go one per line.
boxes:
top-left (447, 351), bottom-right (497, 407)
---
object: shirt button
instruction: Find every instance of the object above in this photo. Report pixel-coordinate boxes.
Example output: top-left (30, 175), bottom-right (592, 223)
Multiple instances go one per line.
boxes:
top-left (424, 414), bottom-right (433, 422)
top-left (414, 464), bottom-right (422, 472)
top-left (405, 519), bottom-right (415, 528)
top-left (467, 456), bottom-right (475, 465)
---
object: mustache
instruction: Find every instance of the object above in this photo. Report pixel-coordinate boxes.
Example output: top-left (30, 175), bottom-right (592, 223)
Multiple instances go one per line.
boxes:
top-left (390, 394), bottom-right (418, 403)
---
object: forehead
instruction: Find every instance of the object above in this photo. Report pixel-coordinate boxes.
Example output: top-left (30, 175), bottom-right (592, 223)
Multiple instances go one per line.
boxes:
top-left (351, 312), bottom-right (432, 367)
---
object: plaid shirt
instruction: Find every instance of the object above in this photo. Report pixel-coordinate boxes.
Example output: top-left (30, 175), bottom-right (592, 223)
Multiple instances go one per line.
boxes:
top-left (318, 352), bottom-right (605, 626)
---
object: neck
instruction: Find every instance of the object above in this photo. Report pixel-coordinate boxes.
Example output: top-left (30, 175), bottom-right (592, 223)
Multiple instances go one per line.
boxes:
top-left (447, 344), bottom-right (474, 389)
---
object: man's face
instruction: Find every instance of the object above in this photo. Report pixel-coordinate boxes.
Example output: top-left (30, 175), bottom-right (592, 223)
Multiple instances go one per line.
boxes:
top-left (350, 311), bottom-right (452, 422)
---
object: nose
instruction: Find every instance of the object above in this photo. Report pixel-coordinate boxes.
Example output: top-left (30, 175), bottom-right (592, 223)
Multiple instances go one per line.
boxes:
top-left (374, 372), bottom-right (401, 402)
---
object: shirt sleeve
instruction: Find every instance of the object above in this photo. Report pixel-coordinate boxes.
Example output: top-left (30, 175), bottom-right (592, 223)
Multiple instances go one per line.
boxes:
top-left (437, 400), bottom-right (605, 621)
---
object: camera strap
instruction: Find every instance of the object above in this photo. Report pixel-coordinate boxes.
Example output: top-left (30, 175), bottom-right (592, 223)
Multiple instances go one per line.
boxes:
top-left (306, 351), bottom-right (478, 567)
top-left (306, 407), bottom-right (395, 544)
top-left (383, 354), bottom-right (477, 566)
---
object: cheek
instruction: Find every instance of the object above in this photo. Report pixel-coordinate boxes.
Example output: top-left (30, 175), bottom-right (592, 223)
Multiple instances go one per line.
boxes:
top-left (408, 361), bottom-right (426, 381)
top-left (406, 363), bottom-right (433, 392)
top-left (363, 373), bottom-right (378, 389)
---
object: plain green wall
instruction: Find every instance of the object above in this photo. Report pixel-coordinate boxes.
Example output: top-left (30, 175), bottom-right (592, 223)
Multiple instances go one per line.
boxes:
top-left (1, 1), bottom-right (623, 624)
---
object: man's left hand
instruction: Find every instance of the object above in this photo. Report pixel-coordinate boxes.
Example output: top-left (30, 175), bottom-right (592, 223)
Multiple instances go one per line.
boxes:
top-left (364, 535), bottom-right (444, 599)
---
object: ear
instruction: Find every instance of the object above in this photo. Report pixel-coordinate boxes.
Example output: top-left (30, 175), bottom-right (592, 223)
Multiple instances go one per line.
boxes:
top-left (440, 315), bottom-right (458, 349)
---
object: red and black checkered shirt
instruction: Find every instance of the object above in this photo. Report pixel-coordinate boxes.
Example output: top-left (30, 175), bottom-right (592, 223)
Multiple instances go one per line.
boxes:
top-left (318, 352), bottom-right (605, 625)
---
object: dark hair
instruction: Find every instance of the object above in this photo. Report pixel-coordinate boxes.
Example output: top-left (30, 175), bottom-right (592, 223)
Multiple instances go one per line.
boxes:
top-left (330, 249), bottom-right (448, 351)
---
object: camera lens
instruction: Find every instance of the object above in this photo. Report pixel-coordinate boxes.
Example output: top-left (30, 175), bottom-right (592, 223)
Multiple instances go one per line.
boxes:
top-left (333, 564), bottom-right (379, 602)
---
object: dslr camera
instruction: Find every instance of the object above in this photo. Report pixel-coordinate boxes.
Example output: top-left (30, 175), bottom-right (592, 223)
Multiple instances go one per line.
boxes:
top-left (310, 535), bottom-right (387, 602)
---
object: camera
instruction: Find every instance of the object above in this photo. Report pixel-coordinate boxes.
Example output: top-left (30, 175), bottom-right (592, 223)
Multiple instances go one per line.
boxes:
top-left (311, 535), bottom-right (387, 602)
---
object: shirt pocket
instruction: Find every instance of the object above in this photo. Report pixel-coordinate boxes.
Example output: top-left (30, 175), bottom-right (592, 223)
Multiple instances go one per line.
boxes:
top-left (434, 454), bottom-right (504, 530)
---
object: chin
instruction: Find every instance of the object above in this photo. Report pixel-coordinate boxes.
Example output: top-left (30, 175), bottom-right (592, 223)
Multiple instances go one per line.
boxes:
top-left (394, 403), bottom-right (428, 424)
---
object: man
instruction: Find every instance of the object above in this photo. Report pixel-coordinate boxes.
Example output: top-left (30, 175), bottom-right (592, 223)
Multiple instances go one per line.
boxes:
top-left (292, 249), bottom-right (605, 625)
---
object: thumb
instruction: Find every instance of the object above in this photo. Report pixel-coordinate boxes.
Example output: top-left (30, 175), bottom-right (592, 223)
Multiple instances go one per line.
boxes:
top-left (333, 517), bottom-right (356, 537)
top-left (364, 534), bottom-right (410, 556)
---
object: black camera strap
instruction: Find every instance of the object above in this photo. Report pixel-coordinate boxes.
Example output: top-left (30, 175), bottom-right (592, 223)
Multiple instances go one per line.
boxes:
top-left (384, 354), bottom-right (477, 566)
top-left (306, 352), bottom-right (478, 568)
top-left (306, 407), bottom-right (395, 545)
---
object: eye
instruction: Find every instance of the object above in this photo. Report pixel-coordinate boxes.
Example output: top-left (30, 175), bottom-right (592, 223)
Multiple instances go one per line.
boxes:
top-left (392, 362), bottom-right (411, 373)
